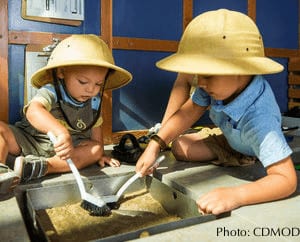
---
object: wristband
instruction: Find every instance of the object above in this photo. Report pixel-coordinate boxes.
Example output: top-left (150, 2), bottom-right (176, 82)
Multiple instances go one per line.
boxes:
top-left (150, 134), bottom-right (167, 151)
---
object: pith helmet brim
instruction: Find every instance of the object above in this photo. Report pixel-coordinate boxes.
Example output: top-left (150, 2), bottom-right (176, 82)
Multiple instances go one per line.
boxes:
top-left (156, 53), bottom-right (283, 75)
top-left (156, 9), bottom-right (283, 75)
top-left (31, 35), bottom-right (132, 90)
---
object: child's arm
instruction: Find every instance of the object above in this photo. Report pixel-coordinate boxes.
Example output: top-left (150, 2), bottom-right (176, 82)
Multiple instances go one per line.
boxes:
top-left (91, 125), bottom-right (120, 167)
top-left (26, 100), bottom-right (73, 160)
top-left (161, 73), bottom-right (194, 125)
top-left (196, 156), bottom-right (297, 215)
top-left (26, 100), bottom-right (68, 135)
top-left (137, 99), bottom-right (208, 175)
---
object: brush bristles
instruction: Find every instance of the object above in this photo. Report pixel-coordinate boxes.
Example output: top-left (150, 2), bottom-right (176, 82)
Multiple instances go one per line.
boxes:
top-left (107, 202), bottom-right (119, 209)
top-left (81, 200), bottom-right (111, 216)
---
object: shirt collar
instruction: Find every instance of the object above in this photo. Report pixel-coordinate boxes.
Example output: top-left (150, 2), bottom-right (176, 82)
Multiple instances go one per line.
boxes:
top-left (212, 75), bottom-right (264, 122)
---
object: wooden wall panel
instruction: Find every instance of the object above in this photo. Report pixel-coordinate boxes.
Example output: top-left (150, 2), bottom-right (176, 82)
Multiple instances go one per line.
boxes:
top-left (183, 0), bottom-right (193, 30)
top-left (248, 0), bottom-right (256, 21)
top-left (288, 57), bottom-right (300, 109)
top-left (100, 0), bottom-right (113, 144)
top-left (2, 0), bottom-right (300, 143)
top-left (0, 0), bottom-right (8, 122)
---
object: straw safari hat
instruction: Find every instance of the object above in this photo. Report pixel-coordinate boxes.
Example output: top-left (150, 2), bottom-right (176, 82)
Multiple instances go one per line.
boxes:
top-left (31, 34), bottom-right (132, 90)
top-left (156, 9), bottom-right (283, 75)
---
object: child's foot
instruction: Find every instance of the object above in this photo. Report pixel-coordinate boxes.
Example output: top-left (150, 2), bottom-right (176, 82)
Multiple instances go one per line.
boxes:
top-left (14, 155), bottom-right (48, 182)
top-left (0, 163), bottom-right (20, 195)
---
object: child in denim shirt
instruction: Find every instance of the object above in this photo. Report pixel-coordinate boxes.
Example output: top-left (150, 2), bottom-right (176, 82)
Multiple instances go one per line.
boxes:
top-left (136, 9), bottom-right (297, 215)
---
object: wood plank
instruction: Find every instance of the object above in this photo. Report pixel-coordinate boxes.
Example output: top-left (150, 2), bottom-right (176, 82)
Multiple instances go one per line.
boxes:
top-left (248, 0), bottom-right (256, 21)
top-left (9, 30), bottom-right (179, 52)
top-left (101, 0), bottom-right (113, 144)
top-left (183, 0), bottom-right (193, 30)
top-left (289, 74), bottom-right (300, 85)
top-left (0, 0), bottom-right (9, 122)
top-left (289, 101), bottom-right (300, 109)
top-left (112, 130), bottom-right (148, 145)
top-left (112, 37), bottom-right (178, 52)
top-left (9, 31), bottom-right (298, 57)
top-left (288, 88), bottom-right (300, 98)
top-left (288, 57), bottom-right (300, 71)
top-left (102, 90), bottom-right (113, 145)
top-left (101, 0), bottom-right (112, 46)
top-left (265, 48), bottom-right (300, 58)
top-left (9, 31), bottom-right (70, 45)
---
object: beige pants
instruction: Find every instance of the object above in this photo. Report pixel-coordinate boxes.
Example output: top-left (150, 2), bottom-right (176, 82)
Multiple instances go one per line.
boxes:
top-left (172, 128), bottom-right (258, 166)
top-left (201, 128), bottom-right (257, 167)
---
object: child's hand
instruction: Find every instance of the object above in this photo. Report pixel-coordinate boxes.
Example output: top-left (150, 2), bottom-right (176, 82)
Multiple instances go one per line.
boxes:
top-left (135, 142), bottom-right (160, 176)
top-left (98, 156), bottom-right (120, 168)
top-left (196, 187), bottom-right (241, 215)
top-left (52, 133), bottom-right (74, 160)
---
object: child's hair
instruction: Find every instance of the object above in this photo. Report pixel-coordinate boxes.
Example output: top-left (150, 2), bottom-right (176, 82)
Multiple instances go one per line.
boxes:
top-left (156, 9), bottom-right (283, 76)
top-left (31, 34), bottom-right (132, 90)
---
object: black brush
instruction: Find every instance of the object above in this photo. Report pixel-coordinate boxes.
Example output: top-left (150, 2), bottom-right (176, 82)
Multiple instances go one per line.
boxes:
top-left (48, 132), bottom-right (110, 216)
top-left (80, 193), bottom-right (111, 216)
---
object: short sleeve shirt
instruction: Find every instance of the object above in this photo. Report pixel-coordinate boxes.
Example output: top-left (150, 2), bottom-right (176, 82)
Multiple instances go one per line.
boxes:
top-left (191, 75), bottom-right (292, 167)
top-left (27, 83), bottom-right (103, 129)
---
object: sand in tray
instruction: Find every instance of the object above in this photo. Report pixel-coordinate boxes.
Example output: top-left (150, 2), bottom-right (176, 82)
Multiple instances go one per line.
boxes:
top-left (36, 189), bottom-right (181, 241)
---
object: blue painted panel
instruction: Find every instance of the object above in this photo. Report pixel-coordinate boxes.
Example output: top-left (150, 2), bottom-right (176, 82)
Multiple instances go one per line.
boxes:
top-left (256, 0), bottom-right (298, 49)
top-left (83, 1), bottom-right (101, 35)
top-left (193, 0), bottom-right (248, 16)
top-left (112, 50), bottom-right (177, 131)
top-left (112, 49), bottom-right (212, 131)
top-left (6, 0), bottom-right (298, 129)
top-left (113, 0), bottom-right (182, 40)
top-left (265, 58), bottom-right (289, 112)
top-left (8, 45), bottom-right (26, 123)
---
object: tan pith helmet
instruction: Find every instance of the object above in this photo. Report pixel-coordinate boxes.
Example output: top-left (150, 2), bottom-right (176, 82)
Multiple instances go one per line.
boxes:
top-left (31, 34), bottom-right (132, 90)
top-left (156, 9), bottom-right (283, 75)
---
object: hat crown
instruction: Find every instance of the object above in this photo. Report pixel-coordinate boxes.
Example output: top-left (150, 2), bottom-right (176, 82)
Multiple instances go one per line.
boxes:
top-left (156, 9), bottom-right (283, 75)
top-left (48, 35), bottom-right (115, 67)
top-left (30, 34), bottom-right (132, 90)
top-left (179, 9), bottom-right (264, 58)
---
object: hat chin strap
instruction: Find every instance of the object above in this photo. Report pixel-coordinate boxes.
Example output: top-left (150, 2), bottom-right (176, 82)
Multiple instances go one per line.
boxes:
top-left (52, 70), bottom-right (107, 131)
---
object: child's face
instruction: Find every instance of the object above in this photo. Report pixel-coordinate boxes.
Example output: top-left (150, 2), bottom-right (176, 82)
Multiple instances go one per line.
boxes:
top-left (57, 65), bottom-right (108, 102)
top-left (197, 75), bottom-right (252, 103)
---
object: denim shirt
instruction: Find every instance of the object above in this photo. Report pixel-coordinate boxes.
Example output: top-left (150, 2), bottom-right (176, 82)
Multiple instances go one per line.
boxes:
top-left (192, 75), bottom-right (292, 167)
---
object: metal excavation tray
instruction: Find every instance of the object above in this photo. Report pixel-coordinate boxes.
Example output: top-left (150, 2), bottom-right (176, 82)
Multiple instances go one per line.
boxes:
top-left (26, 174), bottom-right (229, 241)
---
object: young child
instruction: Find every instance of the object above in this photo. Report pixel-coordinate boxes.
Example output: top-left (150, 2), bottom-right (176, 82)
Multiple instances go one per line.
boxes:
top-left (0, 34), bottom-right (132, 192)
top-left (136, 9), bottom-right (297, 215)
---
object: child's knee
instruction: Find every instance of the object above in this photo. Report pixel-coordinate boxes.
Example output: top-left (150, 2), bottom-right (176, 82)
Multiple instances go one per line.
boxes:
top-left (171, 137), bottom-right (189, 161)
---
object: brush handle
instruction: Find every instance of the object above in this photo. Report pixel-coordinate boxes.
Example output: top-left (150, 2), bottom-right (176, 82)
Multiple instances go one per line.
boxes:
top-left (116, 155), bottom-right (165, 198)
top-left (149, 155), bottom-right (165, 170)
top-left (66, 159), bottom-right (87, 199)
top-left (47, 132), bottom-right (87, 198)
top-left (116, 173), bottom-right (140, 198)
